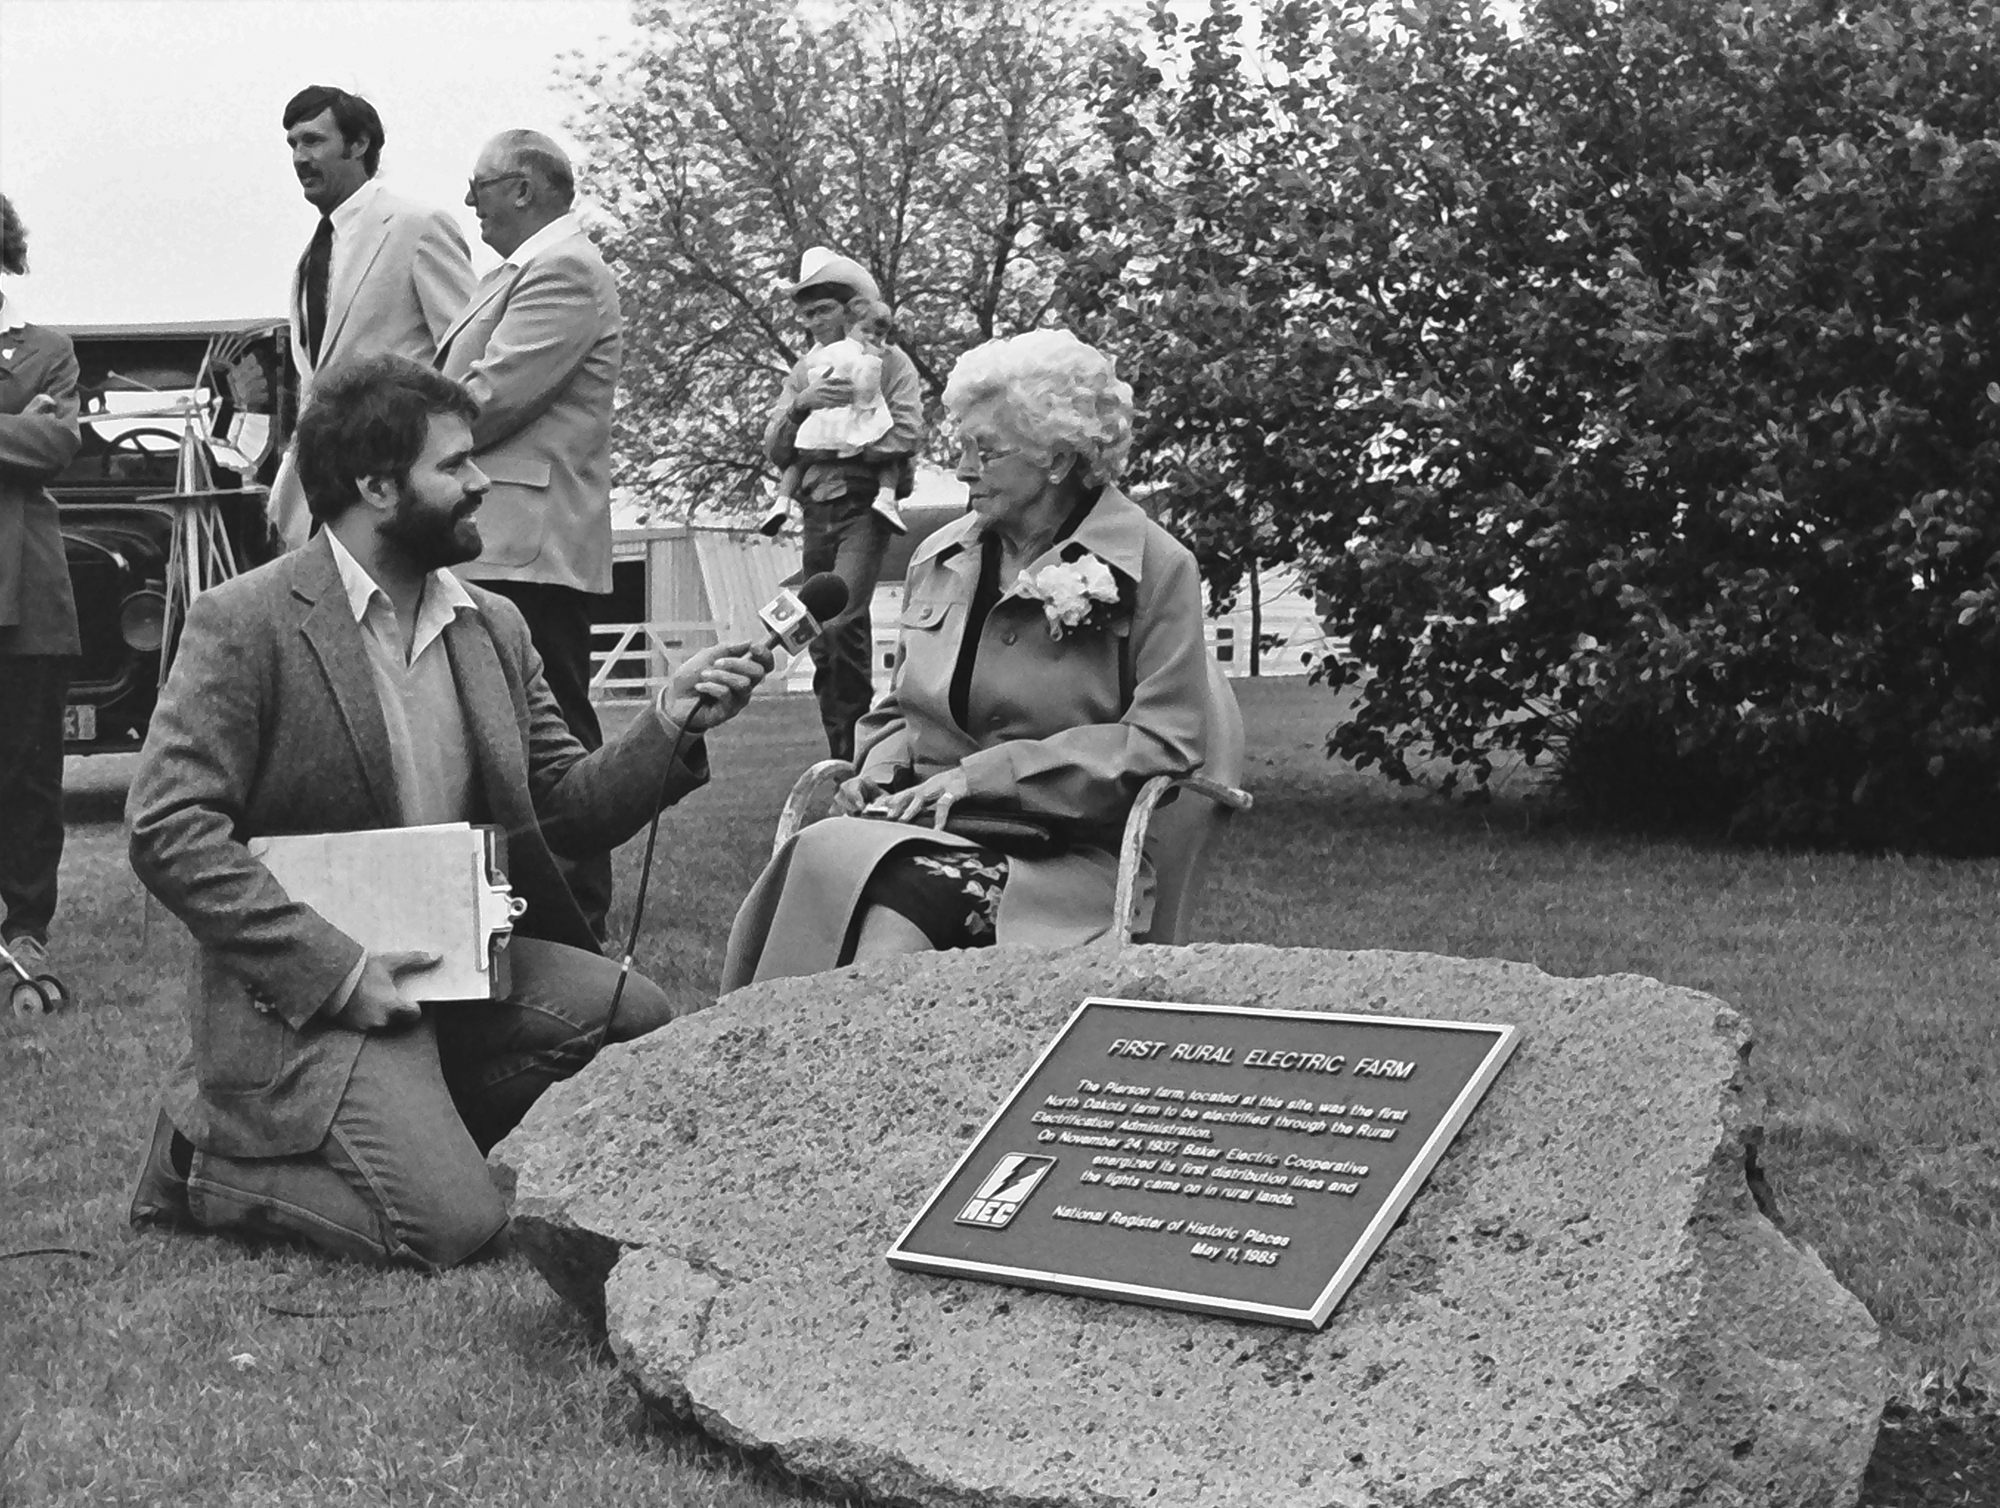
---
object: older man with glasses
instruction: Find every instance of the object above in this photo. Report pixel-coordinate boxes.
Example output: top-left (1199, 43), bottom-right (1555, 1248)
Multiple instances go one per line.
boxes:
top-left (763, 247), bottom-right (924, 762)
top-left (433, 129), bottom-right (625, 948)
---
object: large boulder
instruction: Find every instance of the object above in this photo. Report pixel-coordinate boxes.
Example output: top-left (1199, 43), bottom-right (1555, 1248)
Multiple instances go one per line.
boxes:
top-left (497, 944), bottom-right (1885, 1508)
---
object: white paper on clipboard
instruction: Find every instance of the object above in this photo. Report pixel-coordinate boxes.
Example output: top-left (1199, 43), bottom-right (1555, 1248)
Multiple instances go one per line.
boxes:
top-left (247, 823), bottom-right (524, 1000)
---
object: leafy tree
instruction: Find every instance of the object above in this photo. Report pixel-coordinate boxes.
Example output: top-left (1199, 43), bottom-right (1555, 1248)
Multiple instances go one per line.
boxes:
top-left (1050, 0), bottom-right (1532, 657)
top-left (566, 0), bottom-right (1105, 517)
top-left (1055, 0), bottom-right (2000, 847)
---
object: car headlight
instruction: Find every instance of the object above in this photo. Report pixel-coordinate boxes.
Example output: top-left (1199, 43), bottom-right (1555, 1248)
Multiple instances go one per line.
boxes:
top-left (119, 588), bottom-right (168, 652)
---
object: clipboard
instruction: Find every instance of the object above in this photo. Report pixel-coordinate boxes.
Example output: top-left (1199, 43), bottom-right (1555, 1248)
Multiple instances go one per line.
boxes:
top-left (247, 823), bottom-right (526, 1001)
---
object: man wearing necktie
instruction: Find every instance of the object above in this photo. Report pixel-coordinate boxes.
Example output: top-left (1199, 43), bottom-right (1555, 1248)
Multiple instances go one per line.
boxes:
top-left (266, 86), bottom-right (476, 550)
top-left (302, 213), bottom-right (333, 367)
top-left (437, 130), bottom-right (623, 945)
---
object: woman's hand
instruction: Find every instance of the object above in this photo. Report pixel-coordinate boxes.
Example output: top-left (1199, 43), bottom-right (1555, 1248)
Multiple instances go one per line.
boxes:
top-left (832, 772), bottom-right (888, 816)
top-left (866, 768), bottom-right (971, 826)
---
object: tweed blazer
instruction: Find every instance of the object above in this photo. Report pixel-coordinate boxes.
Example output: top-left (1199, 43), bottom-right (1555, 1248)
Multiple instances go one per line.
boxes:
top-left (267, 185), bottom-right (478, 548)
top-left (0, 320), bottom-right (82, 654)
top-left (128, 533), bottom-right (709, 1157)
top-left (437, 226), bottom-right (622, 595)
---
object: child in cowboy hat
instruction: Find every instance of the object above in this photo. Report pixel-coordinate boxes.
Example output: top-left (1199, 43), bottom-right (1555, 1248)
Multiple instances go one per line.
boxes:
top-left (762, 296), bottom-right (908, 536)
top-left (760, 248), bottom-right (915, 537)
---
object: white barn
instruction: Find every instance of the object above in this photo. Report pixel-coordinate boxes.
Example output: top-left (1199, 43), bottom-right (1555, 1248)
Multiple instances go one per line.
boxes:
top-left (592, 491), bottom-right (1338, 703)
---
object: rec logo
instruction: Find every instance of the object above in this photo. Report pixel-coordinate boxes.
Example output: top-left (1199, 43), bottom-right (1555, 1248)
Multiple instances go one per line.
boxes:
top-left (954, 1154), bottom-right (1057, 1229)
top-left (757, 586), bottom-right (816, 654)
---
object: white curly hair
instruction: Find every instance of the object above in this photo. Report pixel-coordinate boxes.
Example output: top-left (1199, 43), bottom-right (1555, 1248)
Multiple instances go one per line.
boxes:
top-left (943, 329), bottom-right (1135, 485)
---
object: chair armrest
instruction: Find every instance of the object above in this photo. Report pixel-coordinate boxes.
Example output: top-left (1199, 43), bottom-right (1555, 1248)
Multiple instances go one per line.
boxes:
top-left (774, 758), bottom-right (857, 855)
top-left (1177, 774), bottom-right (1254, 813)
top-left (1113, 773), bottom-right (1254, 941)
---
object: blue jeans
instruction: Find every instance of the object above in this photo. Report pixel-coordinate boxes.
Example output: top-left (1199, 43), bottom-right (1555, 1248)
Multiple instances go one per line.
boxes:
top-left (179, 938), bottom-right (673, 1269)
top-left (800, 490), bottom-right (890, 762)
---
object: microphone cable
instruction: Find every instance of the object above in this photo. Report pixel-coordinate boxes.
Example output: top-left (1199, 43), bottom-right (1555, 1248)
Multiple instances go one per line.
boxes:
top-left (593, 570), bottom-right (850, 1050)
top-left (596, 716), bottom-right (700, 1051)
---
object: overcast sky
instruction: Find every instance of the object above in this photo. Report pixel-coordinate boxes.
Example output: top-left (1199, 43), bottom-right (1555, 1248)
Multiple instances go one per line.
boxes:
top-left (0, 0), bottom-right (636, 325)
top-left (2, 0), bottom-right (1522, 329)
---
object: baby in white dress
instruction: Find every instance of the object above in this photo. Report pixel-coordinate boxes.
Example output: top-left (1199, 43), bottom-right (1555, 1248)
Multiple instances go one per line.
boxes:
top-left (763, 300), bottom-right (910, 535)
top-left (795, 304), bottom-right (894, 452)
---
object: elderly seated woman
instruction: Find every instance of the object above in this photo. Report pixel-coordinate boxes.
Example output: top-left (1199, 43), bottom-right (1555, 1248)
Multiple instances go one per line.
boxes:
top-left (721, 328), bottom-right (1210, 990)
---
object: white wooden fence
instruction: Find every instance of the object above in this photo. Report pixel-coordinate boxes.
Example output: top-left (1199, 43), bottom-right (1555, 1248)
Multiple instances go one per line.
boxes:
top-left (588, 620), bottom-right (725, 703)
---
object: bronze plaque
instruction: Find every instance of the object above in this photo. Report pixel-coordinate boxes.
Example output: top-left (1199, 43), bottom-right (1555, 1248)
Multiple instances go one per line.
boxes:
top-left (886, 996), bottom-right (1519, 1328)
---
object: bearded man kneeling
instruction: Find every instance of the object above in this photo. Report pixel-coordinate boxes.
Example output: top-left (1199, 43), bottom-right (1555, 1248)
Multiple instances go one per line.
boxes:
top-left (125, 354), bottom-right (769, 1268)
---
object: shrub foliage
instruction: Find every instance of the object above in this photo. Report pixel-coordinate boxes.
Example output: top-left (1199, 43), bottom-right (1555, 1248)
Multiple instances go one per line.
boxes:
top-left (1052, 0), bottom-right (2000, 846)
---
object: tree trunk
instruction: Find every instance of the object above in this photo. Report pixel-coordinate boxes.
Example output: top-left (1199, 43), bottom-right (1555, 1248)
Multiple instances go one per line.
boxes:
top-left (1248, 556), bottom-right (1262, 677)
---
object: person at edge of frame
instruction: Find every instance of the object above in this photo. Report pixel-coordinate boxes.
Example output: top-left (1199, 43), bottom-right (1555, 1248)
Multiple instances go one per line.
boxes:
top-left (0, 192), bottom-right (84, 1006)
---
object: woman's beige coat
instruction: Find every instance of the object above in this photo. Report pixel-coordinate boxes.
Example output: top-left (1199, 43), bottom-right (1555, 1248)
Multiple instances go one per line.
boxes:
top-left (722, 485), bottom-right (1209, 990)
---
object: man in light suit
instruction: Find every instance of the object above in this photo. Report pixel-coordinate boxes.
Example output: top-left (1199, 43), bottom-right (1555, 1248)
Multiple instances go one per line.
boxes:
top-left (439, 129), bottom-right (623, 940)
top-left (267, 86), bottom-right (477, 549)
top-left (125, 356), bottom-right (769, 1269)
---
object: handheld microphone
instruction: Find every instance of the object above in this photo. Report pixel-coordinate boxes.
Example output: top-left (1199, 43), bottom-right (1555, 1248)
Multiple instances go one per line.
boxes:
top-left (604, 569), bottom-right (851, 1041)
top-left (679, 573), bottom-right (849, 714)
top-left (757, 571), bottom-right (850, 656)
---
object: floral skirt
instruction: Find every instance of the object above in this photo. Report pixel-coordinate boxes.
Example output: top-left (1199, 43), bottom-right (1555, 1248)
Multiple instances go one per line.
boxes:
top-left (849, 843), bottom-right (1010, 956)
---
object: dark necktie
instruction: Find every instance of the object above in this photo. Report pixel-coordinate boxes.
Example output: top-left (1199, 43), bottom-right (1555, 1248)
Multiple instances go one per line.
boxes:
top-left (302, 215), bottom-right (334, 367)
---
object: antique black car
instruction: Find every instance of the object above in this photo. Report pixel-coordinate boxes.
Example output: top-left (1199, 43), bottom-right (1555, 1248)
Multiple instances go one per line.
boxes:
top-left (54, 319), bottom-right (294, 753)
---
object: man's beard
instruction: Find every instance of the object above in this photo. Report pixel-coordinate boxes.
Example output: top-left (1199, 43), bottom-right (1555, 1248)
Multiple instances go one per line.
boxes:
top-left (380, 490), bottom-right (482, 572)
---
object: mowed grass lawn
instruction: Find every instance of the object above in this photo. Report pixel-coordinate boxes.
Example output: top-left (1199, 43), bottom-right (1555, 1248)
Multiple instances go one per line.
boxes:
top-left (4, 677), bottom-right (1997, 1505)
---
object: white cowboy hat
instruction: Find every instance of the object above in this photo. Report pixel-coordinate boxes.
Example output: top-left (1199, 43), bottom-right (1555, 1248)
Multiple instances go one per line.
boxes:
top-left (786, 245), bottom-right (881, 304)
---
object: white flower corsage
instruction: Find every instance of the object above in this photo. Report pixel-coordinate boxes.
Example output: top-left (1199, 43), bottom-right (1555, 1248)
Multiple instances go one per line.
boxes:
top-left (1018, 552), bottom-right (1122, 639)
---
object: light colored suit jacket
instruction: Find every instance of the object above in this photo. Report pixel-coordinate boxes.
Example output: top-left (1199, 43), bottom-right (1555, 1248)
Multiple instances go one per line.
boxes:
top-left (855, 486), bottom-right (1208, 813)
top-left (437, 227), bottom-right (622, 595)
top-left (721, 486), bottom-right (1208, 990)
top-left (268, 185), bottom-right (478, 547)
top-left (127, 533), bottom-right (710, 1158)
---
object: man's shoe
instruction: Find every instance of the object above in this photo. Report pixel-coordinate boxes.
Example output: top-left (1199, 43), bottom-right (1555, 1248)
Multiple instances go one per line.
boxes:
top-left (128, 1109), bottom-right (198, 1231)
